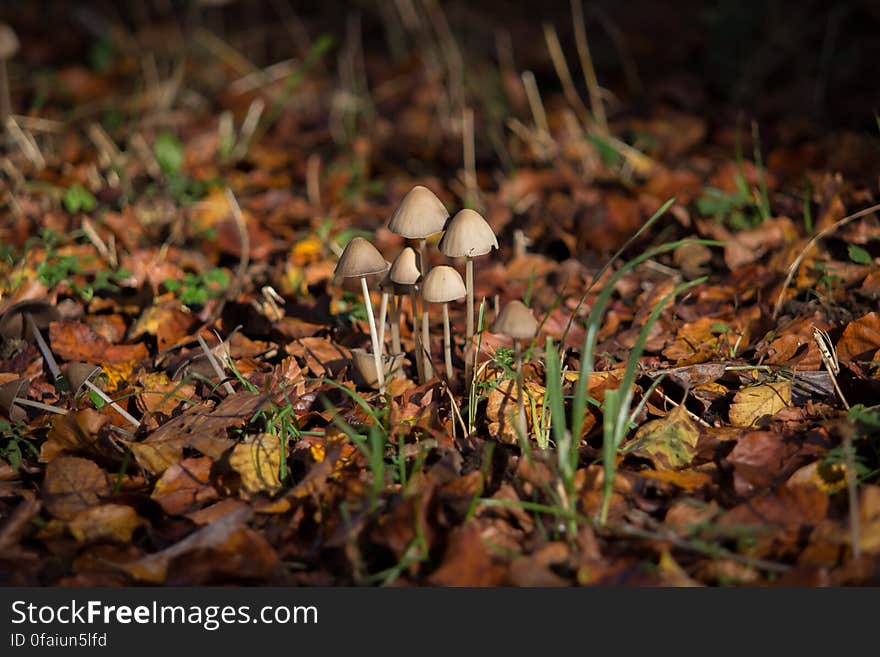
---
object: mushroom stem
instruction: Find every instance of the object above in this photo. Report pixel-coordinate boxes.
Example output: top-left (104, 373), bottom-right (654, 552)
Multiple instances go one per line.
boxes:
top-left (0, 58), bottom-right (9, 130)
top-left (514, 339), bottom-right (526, 438)
top-left (418, 238), bottom-right (428, 275)
top-left (83, 379), bottom-right (141, 428)
top-left (360, 275), bottom-right (385, 394)
top-left (377, 291), bottom-right (389, 357)
top-left (421, 308), bottom-right (433, 380)
top-left (410, 287), bottom-right (424, 382)
top-left (390, 295), bottom-right (402, 355)
top-left (442, 302), bottom-right (453, 381)
top-left (26, 313), bottom-right (61, 381)
top-left (465, 256), bottom-right (474, 382)
top-left (13, 397), bottom-right (67, 415)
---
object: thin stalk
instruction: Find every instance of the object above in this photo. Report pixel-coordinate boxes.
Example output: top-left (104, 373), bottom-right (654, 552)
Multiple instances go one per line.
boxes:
top-left (442, 302), bottom-right (453, 381)
top-left (0, 59), bottom-right (10, 128)
top-left (13, 397), bottom-right (67, 415)
top-left (83, 379), bottom-right (141, 428)
top-left (378, 291), bottom-right (389, 357)
top-left (196, 333), bottom-right (235, 395)
top-left (410, 286), bottom-right (425, 382)
top-left (465, 256), bottom-right (474, 382)
top-left (360, 276), bottom-right (385, 394)
top-left (390, 295), bottom-right (402, 355)
top-left (422, 308), bottom-right (433, 380)
top-left (514, 339), bottom-right (526, 438)
top-left (26, 314), bottom-right (61, 381)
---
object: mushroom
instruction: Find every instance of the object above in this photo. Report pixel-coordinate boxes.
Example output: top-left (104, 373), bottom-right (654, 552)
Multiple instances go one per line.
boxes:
top-left (438, 208), bottom-right (498, 380)
top-left (0, 300), bottom-right (62, 381)
top-left (0, 377), bottom-right (66, 420)
top-left (387, 186), bottom-right (449, 378)
top-left (334, 237), bottom-right (389, 394)
top-left (0, 24), bottom-right (19, 129)
top-left (62, 362), bottom-right (140, 428)
top-left (350, 348), bottom-right (405, 390)
top-left (492, 300), bottom-right (539, 438)
top-left (387, 246), bottom-right (423, 379)
top-left (421, 265), bottom-right (466, 382)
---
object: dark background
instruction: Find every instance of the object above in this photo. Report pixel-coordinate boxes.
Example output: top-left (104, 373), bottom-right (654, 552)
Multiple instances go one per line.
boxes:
top-left (2, 0), bottom-right (879, 132)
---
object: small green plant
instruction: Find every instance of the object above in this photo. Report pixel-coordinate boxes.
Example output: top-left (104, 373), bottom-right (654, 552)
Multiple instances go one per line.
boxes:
top-left (32, 230), bottom-right (131, 302)
top-left (62, 184), bottom-right (97, 214)
top-left (0, 420), bottom-right (39, 470)
top-left (848, 245), bottom-right (873, 266)
top-left (163, 268), bottom-right (230, 306)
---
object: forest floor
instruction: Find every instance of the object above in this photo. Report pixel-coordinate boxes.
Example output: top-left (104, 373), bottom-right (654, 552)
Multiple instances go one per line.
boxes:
top-left (2, 3), bottom-right (880, 586)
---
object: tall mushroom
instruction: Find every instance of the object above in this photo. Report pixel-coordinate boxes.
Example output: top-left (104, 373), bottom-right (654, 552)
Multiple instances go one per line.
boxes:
top-left (492, 300), bottom-right (538, 438)
top-left (387, 246), bottom-right (422, 377)
top-left (438, 208), bottom-right (498, 380)
top-left (387, 185), bottom-right (449, 379)
top-left (334, 237), bottom-right (389, 394)
top-left (421, 265), bottom-right (466, 382)
top-left (0, 300), bottom-right (62, 382)
top-left (0, 24), bottom-right (19, 129)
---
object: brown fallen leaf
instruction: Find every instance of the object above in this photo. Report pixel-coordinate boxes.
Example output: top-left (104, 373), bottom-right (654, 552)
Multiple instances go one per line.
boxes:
top-left (128, 302), bottom-right (194, 351)
top-left (135, 371), bottom-right (195, 417)
top-left (427, 521), bottom-right (506, 586)
top-left (41, 408), bottom-right (110, 462)
top-left (151, 457), bottom-right (218, 515)
top-left (43, 456), bottom-right (111, 520)
top-left (229, 432), bottom-right (283, 498)
top-left (729, 382), bottom-right (792, 428)
top-left (68, 504), bottom-right (146, 544)
top-left (286, 337), bottom-right (351, 377)
top-left (49, 321), bottom-right (149, 364)
top-left (837, 312), bottom-right (880, 364)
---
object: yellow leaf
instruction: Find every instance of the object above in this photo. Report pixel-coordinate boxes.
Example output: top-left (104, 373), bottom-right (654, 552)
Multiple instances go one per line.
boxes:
top-left (729, 382), bottom-right (791, 427)
top-left (68, 504), bottom-right (146, 544)
top-left (629, 405), bottom-right (700, 470)
top-left (230, 433), bottom-right (282, 497)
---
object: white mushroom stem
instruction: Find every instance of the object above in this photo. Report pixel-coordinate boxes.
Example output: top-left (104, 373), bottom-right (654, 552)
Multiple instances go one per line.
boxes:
top-left (410, 287), bottom-right (425, 382)
top-left (442, 302), bottom-right (453, 381)
top-left (465, 256), bottom-right (474, 381)
top-left (83, 379), bottom-right (141, 429)
top-left (361, 276), bottom-right (385, 394)
top-left (514, 339), bottom-right (526, 438)
top-left (390, 296), bottom-right (402, 355)
top-left (13, 397), bottom-right (67, 415)
top-left (421, 308), bottom-right (433, 380)
top-left (26, 313), bottom-right (61, 381)
top-left (377, 291), bottom-right (389, 357)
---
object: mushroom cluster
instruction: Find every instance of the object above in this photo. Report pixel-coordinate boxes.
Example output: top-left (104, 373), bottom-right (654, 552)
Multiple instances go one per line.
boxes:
top-left (334, 184), bottom-right (533, 396)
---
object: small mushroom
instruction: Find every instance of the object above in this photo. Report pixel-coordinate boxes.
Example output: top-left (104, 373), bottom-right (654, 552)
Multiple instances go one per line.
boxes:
top-left (0, 300), bottom-right (62, 381)
top-left (335, 237), bottom-right (390, 394)
top-left (438, 208), bottom-right (498, 380)
top-left (0, 377), bottom-right (29, 422)
top-left (422, 265), bottom-right (466, 382)
top-left (387, 246), bottom-right (423, 380)
top-left (349, 348), bottom-right (405, 390)
top-left (387, 186), bottom-right (449, 379)
top-left (0, 23), bottom-right (19, 128)
top-left (492, 300), bottom-right (539, 438)
top-left (62, 362), bottom-right (140, 428)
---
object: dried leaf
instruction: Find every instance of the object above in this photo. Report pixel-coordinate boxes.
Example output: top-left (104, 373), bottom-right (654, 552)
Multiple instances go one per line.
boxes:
top-left (729, 382), bottom-right (791, 428)
top-left (629, 405), bottom-right (700, 470)
top-left (68, 504), bottom-right (146, 544)
top-left (151, 457), bottom-right (218, 515)
top-left (229, 433), bottom-right (283, 498)
top-left (43, 456), bottom-right (111, 520)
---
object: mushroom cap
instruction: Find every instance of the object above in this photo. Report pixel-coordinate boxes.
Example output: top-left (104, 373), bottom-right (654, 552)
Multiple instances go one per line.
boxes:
top-left (334, 237), bottom-right (389, 278)
top-left (421, 265), bottom-right (466, 303)
top-left (387, 185), bottom-right (449, 239)
top-left (0, 24), bottom-right (19, 59)
top-left (388, 246), bottom-right (421, 285)
top-left (0, 377), bottom-right (29, 423)
top-left (492, 300), bottom-right (538, 340)
top-left (62, 362), bottom-right (102, 398)
top-left (438, 209), bottom-right (498, 258)
top-left (0, 300), bottom-right (60, 342)
top-left (349, 348), bottom-right (405, 389)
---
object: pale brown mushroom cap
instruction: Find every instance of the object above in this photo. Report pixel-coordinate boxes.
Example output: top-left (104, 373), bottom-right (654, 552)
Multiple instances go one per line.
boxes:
top-left (438, 209), bottom-right (498, 258)
top-left (0, 300), bottom-right (61, 342)
top-left (0, 24), bottom-right (19, 59)
top-left (388, 246), bottom-right (421, 285)
top-left (492, 300), bottom-right (538, 340)
top-left (421, 265), bottom-right (466, 303)
top-left (387, 185), bottom-right (449, 239)
top-left (334, 237), bottom-right (388, 278)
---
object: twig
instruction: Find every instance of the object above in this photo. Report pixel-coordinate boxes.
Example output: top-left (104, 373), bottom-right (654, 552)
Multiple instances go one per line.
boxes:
top-left (772, 202), bottom-right (880, 319)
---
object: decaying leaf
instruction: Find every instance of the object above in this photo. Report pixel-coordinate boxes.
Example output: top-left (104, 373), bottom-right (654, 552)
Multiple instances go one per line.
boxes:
top-left (43, 456), bottom-right (111, 520)
top-left (729, 382), bottom-right (792, 428)
top-left (229, 433), bottom-right (283, 497)
top-left (68, 504), bottom-right (146, 544)
top-left (629, 405), bottom-right (700, 470)
top-left (151, 456), bottom-right (218, 515)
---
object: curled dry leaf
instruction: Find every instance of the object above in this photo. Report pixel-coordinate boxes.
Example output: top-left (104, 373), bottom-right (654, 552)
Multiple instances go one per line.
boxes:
top-left (151, 456), bottom-right (218, 515)
top-left (68, 504), bottom-right (146, 544)
top-left (836, 312), bottom-right (880, 364)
